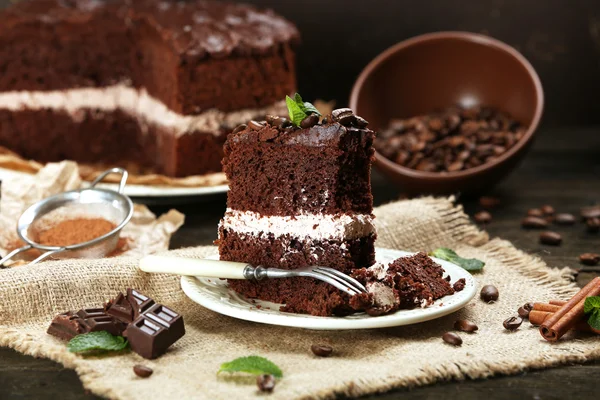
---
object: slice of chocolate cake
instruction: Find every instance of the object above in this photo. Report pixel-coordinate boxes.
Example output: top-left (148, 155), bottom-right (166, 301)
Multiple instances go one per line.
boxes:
top-left (217, 97), bottom-right (376, 316)
top-left (351, 252), bottom-right (455, 315)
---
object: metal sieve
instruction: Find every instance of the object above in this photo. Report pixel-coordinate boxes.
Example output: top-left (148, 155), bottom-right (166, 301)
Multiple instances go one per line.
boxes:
top-left (0, 168), bottom-right (134, 266)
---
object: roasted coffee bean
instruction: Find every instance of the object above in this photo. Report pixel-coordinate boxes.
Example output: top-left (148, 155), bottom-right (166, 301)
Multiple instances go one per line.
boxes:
top-left (527, 208), bottom-right (544, 217)
top-left (518, 306), bottom-right (530, 319)
top-left (523, 302), bottom-right (534, 312)
top-left (415, 159), bottom-right (437, 172)
top-left (331, 108), bottom-right (354, 122)
top-left (474, 211), bottom-right (492, 224)
top-left (446, 161), bottom-right (464, 172)
top-left (133, 364), bottom-right (153, 378)
top-left (300, 114), bottom-right (320, 129)
top-left (503, 316), bottom-right (523, 331)
top-left (554, 213), bottom-right (576, 225)
top-left (257, 374), bottom-right (276, 392)
top-left (454, 319), bottom-right (478, 333)
top-left (442, 332), bottom-right (463, 346)
top-left (273, 117), bottom-right (290, 129)
top-left (579, 253), bottom-right (600, 266)
top-left (265, 114), bottom-right (278, 124)
top-left (480, 285), bottom-right (499, 303)
top-left (541, 205), bottom-right (555, 216)
top-left (581, 205), bottom-right (600, 220)
top-left (248, 120), bottom-right (264, 131)
top-left (586, 217), bottom-right (600, 233)
top-left (232, 124), bottom-right (247, 134)
top-left (311, 344), bottom-right (333, 357)
top-left (355, 116), bottom-right (369, 128)
top-left (539, 231), bottom-right (562, 246)
top-left (521, 216), bottom-right (548, 229)
top-left (479, 196), bottom-right (501, 209)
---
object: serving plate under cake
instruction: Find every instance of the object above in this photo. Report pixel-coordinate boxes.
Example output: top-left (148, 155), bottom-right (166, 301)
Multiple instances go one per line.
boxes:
top-left (181, 248), bottom-right (477, 330)
top-left (0, 167), bottom-right (229, 198)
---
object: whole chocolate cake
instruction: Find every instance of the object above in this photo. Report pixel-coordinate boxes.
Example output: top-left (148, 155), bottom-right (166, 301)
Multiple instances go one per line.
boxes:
top-left (0, 0), bottom-right (298, 176)
top-left (217, 106), bottom-right (377, 316)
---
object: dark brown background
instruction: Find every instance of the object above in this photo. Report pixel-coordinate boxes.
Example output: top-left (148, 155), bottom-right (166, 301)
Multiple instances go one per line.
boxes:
top-left (2, 0), bottom-right (600, 127)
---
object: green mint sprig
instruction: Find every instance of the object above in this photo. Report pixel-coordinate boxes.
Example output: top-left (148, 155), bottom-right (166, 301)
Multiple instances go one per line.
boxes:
top-left (429, 248), bottom-right (485, 272)
top-left (218, 356), bottom-right (283, 378)
top-left (584, 296), bottom-right (600, 330)
top-left (285, 93), bottom-right (321, 127)
top-left (67, 331), bottom-right (129, 354)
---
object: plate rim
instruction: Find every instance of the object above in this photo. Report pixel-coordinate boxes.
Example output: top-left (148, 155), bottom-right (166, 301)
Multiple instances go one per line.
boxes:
top-left (181, 248), bottom-right (478, 330)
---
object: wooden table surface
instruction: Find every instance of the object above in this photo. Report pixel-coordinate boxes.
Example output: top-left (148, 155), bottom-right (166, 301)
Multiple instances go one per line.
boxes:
top-left (2, 126), bottom-right (599, 399)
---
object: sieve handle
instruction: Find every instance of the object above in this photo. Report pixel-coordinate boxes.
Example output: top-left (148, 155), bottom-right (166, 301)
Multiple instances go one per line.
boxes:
top-left (90, 167), bottom-right (129, 194)
top-left (139, 255), bottom-right (249, 279)
top-left (0, 245), bottom-right (32, 267)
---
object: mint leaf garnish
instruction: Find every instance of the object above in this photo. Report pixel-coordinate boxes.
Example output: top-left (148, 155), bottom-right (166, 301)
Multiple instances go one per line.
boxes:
top-left (584, 296), bottom-right (600, 330)
top-left (218, 356), bottom-right (283, 378)
top-left (285, 93), bottom-right (321, 127)
top-left (429, 248), bottom-right (485, 272)
top-left (67, 331), bottom-right (129, 354)
top-left (584, 296), bottom-right (600, 314)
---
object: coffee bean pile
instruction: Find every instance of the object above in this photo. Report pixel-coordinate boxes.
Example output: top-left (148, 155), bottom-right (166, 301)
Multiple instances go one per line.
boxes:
top-left (375, 106), bottom-right (526, 173)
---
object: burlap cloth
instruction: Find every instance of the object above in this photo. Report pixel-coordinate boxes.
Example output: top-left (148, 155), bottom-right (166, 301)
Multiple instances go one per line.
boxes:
top-left (1, 197), bottom-right (598, 399)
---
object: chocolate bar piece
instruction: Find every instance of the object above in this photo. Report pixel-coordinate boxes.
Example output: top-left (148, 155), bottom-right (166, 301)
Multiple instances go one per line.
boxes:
top-left (47, 311), bottom-right (87, 340)
top-left (76, 308), bottom-right (127, 336)
top-left (125, 304), bottom-right (185, 359)
top-left (126, 288), bottom-right (155, 320)
top-left (47, 308), bottom-right (127, 340)
top-left (104, 293), bottom-right (134, 323)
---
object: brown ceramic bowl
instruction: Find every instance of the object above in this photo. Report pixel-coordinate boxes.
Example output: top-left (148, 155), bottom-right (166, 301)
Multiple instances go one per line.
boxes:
top-left (350, 31), bottom-right (544, 195)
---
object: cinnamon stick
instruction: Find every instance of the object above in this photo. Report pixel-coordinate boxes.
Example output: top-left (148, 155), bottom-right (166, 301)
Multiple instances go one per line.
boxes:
top-left (539, 277), bottom-right (600, 341)
top-left (532, 303), bottom-right (561, 313)
top-left (529, 309), bottom-right (591, 332)
top-left (549, 300), bottom-right (567, 306)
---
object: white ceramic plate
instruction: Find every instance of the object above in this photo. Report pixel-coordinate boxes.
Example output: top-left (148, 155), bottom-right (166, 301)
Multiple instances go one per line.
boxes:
top-left (181, 248), bottom-right (477, 330)
top-left (0, 167), bottom-right (228, 198)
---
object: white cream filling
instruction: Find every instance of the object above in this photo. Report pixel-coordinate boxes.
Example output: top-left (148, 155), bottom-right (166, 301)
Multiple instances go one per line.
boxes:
top-left (220, 209), bottom-right (376, 241)
top-left (0, 84), bottom-right (286, 136)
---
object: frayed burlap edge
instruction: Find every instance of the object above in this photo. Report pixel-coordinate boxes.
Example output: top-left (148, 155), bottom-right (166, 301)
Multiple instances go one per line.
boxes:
top-left (1, 197), bottom-right (597, 400)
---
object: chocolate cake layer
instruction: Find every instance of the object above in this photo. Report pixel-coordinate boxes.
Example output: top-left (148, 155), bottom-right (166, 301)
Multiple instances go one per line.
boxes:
top-left (219, 227), bottom-right (376, 316)
top-left (0, 0), bottom-right (298, 114)
top-left (0, 107), bottom-right (227, 177)
top-left (224, 122), bottom-right (375, 216)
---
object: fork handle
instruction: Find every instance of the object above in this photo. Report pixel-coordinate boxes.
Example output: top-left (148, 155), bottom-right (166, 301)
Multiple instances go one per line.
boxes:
top-left (139, 255), bottom-right (251, 279)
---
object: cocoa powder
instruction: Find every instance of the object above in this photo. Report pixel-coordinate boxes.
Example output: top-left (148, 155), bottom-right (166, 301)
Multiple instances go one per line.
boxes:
top-left (37, 218), bottom-right (116, 247)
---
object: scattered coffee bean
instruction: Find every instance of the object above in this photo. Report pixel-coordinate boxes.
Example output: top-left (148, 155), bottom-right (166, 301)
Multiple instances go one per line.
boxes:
top-left (586, 217), bottom-right (600, 233)
top-left (518, 306), bottom-right (530, 319)
top-left (579, 253), bottom-right (600, 266)
top-left (479, 196), bottom-right (501, 209)
top-left (474, 211), bottom-right (492, 224)
top-left (554, 213), bottom-right (576, 225)
top-left (133, 364), bottom-right (153, 378)
top-left (523, 302), bottom-right (534, 312)
top-left (539, 231), bottom-right (562, 246)
top-left (374, 105), bottom-right (524, 173)
top-left (521, 216), bottom-right (548, 229)
top-left (331, 108), bottom-right (354, 125)
top-left (272, 117), bottom-right (290, 129)
top-left (480, 285), bottom-right (499, 303)
top-left (442, 332), bottom-right (463, 346)
top-left (232, 124), bottom-right (247, 134)
top-left (581, 205), bottom-right (600, 220)
top-left (503, 316), bottom-right (523, 331)
top-left (265, 114), bottom-right (278, 124)
top-left (257, 374), bottom-right (276, 392)
top-left (527, 208), bottom-right (544, 217)
top-left (454, 319), bottom-right (478, 333)
top-left (311, 344), bottom-right (333, 357)
top-left (541, 205), bottom-right (555, 216)
top-left (248, 120), bottom-right (264, 131)
top-left (300, 114), bottom-right (320, 129)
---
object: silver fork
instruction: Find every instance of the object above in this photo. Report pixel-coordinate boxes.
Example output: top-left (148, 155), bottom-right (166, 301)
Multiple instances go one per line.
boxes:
top-left (139, 255), bottom-right (367, 296)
